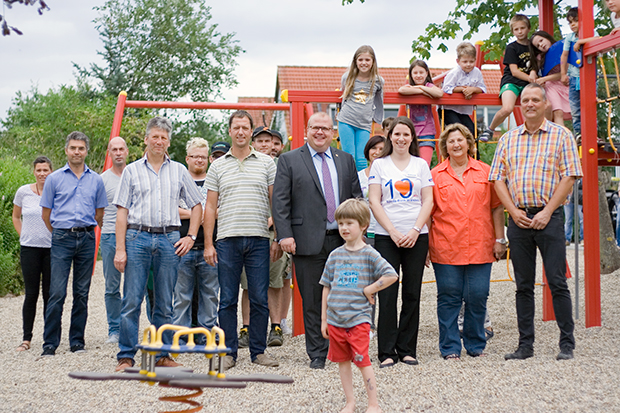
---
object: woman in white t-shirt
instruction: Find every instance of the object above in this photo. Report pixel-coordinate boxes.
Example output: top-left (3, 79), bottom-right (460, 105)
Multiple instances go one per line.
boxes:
top-left (12, 156), bottom-right (53, 352)
top-left (368, 116), bottom-right (434, 368)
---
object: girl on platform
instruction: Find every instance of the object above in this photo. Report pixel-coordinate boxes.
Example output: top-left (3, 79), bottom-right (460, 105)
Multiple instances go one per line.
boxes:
top-left (398, 60), bottom-right (443, 166)
top-left (529, 30), bottom-right (571, 126)
top-left (339, 45), bottom-right (385, 171)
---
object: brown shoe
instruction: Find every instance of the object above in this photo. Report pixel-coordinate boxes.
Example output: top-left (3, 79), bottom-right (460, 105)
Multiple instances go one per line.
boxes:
top-left (252, 353), bottom-right (279, 367)
top-left (116, 358), bottom-right (135, 372)
top-left (155, 355), bottom-right (181, 368)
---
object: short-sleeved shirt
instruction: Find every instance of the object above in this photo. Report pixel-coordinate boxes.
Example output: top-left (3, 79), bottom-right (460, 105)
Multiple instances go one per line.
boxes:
top-left (101, 170), bottom-right (121, 234)
top-left (338, 73), bottom-right (385, 131)
top-left (430, 158), bottom-right (502, 265)
top-left (13, 184), bottom-right (51, 248)
top-left (563, 33), bottom-right (580, 79)
top-left (368, 155), bottom-right (434, 235)
top-left (319, 245), bottom-right (397, 328)
top-left (441, 66), bottom-right (487, 115)
top-left (502, 41), bottom-right (531, 88)
top-left (205, 147), bottom-right (276, 240)
top-left (488, 120), bottom-right (583, 208)
top-left (408, 82), bottom-right (437, 137)
top-left (113, 156), bottom-right (203, 227)
top-left (40, 163), bottom-right (108, 229)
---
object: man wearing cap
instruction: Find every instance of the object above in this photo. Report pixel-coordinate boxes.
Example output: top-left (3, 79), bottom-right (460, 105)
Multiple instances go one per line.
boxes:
top-left (114, 116), bottom-right (204, 371)
top-left (210, 141), bottom-right (231, 162)
top-left (271, 130), bottom-right (287, 159)
top-left (204, 111), bottom-right (282, 371)
top-left (272, 112), bottom-right (362, 369)
top-left (172, 137), bottom-right (218, 340)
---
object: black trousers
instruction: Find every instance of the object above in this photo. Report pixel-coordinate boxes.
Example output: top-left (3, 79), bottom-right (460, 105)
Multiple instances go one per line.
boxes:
top-left (292, 233), bottom-right (343, 360)
top-left (507, 208), bottom-right (575, 351)
top-left (20, 246), bottom-right (51, 342)
top-left (441, 109), bottom-right (476, 137)
top-left (375, 234), bottom-right (429, 362)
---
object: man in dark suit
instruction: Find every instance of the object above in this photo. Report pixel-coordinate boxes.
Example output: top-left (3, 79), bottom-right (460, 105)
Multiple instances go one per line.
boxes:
top-left (272, 112), bottom-right (362, 369)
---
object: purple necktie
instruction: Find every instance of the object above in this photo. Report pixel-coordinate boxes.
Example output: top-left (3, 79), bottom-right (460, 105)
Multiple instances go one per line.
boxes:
top-left (319, 152), bottom-right (336, 223)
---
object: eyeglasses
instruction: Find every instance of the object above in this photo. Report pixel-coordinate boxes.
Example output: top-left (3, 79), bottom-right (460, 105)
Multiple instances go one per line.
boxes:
top-left (187, 155), bottom-right (208, 160)
top-left (308, 126), bottom-right (333, 133)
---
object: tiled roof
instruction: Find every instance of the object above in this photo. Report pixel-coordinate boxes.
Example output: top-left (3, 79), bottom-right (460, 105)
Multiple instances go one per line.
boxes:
top-left (276, 66), bottom-right (502, 95)
top-left (237, 96), bottom-right (276, 128)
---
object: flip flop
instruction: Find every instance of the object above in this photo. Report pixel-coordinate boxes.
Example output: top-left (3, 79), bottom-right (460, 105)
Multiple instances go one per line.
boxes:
top-left (379, 359), bottom-right (396, 369)
top-left (16, 341), bottom-right (31, 351)
top-left (400, 356), bottom-right (418, 365)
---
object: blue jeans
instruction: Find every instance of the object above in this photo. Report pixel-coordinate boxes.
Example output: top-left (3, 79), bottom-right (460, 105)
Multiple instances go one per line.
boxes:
top-left (338, 121), bottom-right (370, 171)
top-left (117, 229), bottom-right (180, 360)
top-left (173, 248), bottom-right (219, 330)
top-left (564, 202), bottom-right (583, 243)
top-left (568, 76), bottom-right (581, 135)
top-left (433, 263), bottom-right (491, 357)
top-left (100, 233), bottom-right (122, 336)
top-left (43, 228), bottom-right (96, 351)
top-left (217, 236), bottom-right (269, 361)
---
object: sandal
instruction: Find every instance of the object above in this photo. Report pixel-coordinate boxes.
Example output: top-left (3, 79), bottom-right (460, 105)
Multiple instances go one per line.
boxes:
top-left (16, 341), bottom-right (31, 352)
top-left (443, 354), bottom-right (460, 360)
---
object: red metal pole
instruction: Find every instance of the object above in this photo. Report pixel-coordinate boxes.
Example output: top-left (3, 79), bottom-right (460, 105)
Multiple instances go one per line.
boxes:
top-left (93, 91), bottom-right (128, 276)
top-left (580, 0), bottom-right (602, 327)
top-left (538, 0), bottom-right (555, 33)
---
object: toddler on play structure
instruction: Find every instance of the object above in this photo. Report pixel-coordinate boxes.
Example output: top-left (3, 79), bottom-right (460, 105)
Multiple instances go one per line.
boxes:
top-left (320, 199), bottom-right (397, 413)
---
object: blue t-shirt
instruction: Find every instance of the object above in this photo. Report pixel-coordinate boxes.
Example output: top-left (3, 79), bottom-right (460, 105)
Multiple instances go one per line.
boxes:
top-left (319, 245), bottom-right (397, 328)
top-left (40, 163), bottom-right (108, 229)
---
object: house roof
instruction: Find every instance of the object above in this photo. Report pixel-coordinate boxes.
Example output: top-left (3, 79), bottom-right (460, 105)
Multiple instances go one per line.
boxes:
top-left (237, 96), bottom-right (276, 128)
top-left (276, 65), bottom-right (502, 95)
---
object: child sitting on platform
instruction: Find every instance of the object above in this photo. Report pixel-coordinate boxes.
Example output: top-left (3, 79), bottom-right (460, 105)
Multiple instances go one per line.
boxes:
top-left (440, 42), bottom-right (486, 138)
top-left (320, 199), bottom-right (397, 413)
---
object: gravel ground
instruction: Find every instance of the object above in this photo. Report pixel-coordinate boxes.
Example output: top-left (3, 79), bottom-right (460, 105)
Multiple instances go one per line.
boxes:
top-left (2, 246), bottom-right (620, 413)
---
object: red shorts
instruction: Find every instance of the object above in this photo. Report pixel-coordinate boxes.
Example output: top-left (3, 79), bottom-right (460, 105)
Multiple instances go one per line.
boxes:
top-left (327, 323), bottom-right (371, 367)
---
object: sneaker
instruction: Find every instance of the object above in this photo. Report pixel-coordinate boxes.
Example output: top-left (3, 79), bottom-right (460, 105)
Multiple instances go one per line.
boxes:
top-left (280, 319), bottom-right (292, 335)
top-left (155, 356), bottom-right (181, 367)
top-left (220, 355), bottom-right (236, 371)
top-left (479, 129), bottom-right (494, 142)
top-left (557, 347), bottom-right (574, 360)
top-left (105, 333), bottom-right (119, 344)
top-left (253, 353), bottom-right (279, 367)
top-left (504, 347), bottom-right (534, 360)
top-left (116, 358), bottom-right (135, 372)
top-left (267, 326), bottom-right (284, 347)
top-left (41, 347), bottom-right (55, 357)
top-left (238, 327), bottom-right (249, 348)
top-left (70, 344), bottom-right (86, 353)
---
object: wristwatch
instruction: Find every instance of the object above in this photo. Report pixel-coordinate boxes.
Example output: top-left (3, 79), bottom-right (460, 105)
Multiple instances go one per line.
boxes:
top-left (188, 234), bottom-right (197, 241)
top-left (495, 238), bottom-right (507, 245)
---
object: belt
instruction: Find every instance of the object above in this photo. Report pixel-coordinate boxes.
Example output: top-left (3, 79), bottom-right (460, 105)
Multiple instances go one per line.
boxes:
top-left (60, 226), bottom-right (95, 232)
top-left (127, 224), bottom-right (181, 233)
top-left (519, 206), bottom-right (545, 215)
top-left (326, 229), bottom-right (340, 236)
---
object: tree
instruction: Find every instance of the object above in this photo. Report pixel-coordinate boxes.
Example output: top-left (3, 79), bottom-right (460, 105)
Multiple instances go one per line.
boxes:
top-left (1, 0), bottom-right (49, 36)
top-left (76, 0), bottom-right (242, 102)
top-left (1, 83), bottom-right (152, 172)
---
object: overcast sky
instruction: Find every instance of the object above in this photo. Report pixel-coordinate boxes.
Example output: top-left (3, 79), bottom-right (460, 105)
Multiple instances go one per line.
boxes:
top-left (0, 0), bottom-right (576, 122)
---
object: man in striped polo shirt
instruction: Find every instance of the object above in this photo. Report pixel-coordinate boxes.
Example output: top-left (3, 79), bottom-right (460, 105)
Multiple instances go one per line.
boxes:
top-left (489, 83), bottom-right (582, 361)
top-left (113, 117), bottom-right (204, 371)
top-left (203, 110), bottom-right (282, 371)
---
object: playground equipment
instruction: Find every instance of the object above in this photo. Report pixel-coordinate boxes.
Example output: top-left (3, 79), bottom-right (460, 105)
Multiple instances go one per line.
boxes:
top-left (69, 324), bottom-right (293, 413)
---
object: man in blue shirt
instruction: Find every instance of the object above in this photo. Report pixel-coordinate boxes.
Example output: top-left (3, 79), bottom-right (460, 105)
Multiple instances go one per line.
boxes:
top-left (40, 131), bottom-right (108, 356)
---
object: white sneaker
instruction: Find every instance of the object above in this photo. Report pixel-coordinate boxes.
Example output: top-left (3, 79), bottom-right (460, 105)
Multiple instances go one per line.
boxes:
top-left (280, 319), bottom-right (292, 335)
top-left (105, 333), bottom-right (119, 344)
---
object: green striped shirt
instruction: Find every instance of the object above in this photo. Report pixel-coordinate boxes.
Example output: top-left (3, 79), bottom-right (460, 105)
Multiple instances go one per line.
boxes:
top-left (205, 148), bottom-right (276, 240)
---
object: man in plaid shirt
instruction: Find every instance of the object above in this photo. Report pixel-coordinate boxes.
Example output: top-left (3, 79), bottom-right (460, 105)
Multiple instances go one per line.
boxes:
top-left (489, 83), bottom-right (582, 362)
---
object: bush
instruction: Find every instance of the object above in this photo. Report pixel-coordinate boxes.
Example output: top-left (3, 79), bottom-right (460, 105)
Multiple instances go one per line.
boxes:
top-left (0, 155), bottom-right (33, 296)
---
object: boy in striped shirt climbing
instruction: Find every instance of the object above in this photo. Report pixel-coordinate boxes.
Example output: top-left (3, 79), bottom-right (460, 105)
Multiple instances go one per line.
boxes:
top-left (320, 198), bottom-right (398, 413)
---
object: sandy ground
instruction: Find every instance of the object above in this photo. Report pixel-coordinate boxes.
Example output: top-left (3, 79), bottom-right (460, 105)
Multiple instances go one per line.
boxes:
top-left (1, 245), bottom-right (619, 412)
